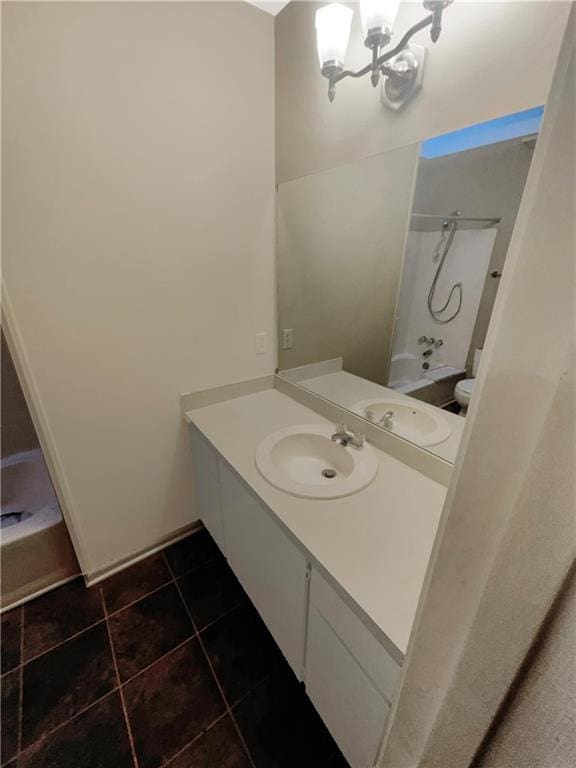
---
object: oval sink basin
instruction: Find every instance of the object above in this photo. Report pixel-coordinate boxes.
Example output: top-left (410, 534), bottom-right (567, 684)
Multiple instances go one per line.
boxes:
top-left (354, 399), bottom-right (451, 447)
top-left (255, 425), bottom-right (378, 499)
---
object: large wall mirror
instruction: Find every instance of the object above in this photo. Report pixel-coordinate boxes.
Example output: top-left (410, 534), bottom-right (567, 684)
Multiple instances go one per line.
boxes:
top-left (277, 107), bottom-right (543, 463)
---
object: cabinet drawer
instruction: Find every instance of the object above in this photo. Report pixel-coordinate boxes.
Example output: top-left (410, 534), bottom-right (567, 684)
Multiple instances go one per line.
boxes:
top-left (309, 569), bottom-right (401, 703)
top-left (304, 569), bottom-right (402, 767)
top-left (306, 605), bottom-right (390, 768)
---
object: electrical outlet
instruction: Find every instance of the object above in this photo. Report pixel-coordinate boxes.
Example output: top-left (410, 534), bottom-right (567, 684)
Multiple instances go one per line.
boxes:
top-left (282, 328), bottom-right (293, 350)
top-left (255, 332), bottom-right (267, 355)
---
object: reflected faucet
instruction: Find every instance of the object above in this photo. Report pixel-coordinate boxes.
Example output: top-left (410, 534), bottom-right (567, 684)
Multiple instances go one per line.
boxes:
top-left (379, 410), bottom-right (394, 430)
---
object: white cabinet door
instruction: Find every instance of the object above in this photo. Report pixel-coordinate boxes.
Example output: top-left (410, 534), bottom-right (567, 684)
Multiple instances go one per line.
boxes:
top-left (188, 426), bottom-right (225, 554)
top-left (305, 569), bottom-right (401, 768)
top-left (219, 460), bottom-right (308, 678)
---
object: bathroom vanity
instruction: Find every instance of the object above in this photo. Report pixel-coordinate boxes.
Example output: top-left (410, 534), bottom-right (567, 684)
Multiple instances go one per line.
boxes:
top-left (184, 385), bottom-right (446, 768)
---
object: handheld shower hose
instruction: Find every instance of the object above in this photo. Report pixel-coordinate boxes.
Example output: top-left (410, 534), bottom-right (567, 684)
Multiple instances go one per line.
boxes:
top-left (427, 213), bottom-right (462, 324)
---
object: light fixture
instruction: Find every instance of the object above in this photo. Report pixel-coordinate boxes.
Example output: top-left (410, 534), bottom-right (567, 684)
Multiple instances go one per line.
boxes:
top-left (360, 0), bottom-right (401, 48)
top-left (315, 4), bottom-right (354, 80)
top-left (315, 0), bottom-right (454, 105)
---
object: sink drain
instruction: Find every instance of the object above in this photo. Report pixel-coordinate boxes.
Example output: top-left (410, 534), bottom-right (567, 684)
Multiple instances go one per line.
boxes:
top-left (321, 468), bottom-right (337, 479)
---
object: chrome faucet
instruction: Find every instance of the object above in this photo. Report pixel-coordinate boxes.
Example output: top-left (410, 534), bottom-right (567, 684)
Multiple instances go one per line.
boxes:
top-left (379, 410), bottom-right (394, 430)
top-left (331, 424), bottom-right (365, 448)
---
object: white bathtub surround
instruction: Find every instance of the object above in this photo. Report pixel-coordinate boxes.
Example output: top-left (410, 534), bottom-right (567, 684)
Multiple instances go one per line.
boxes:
top-left (387, 353), bottom-right (466, 400)
top-left (1, 449), bottom-right (79, 608)
top-left (391, 228), bottom-right (497, 383)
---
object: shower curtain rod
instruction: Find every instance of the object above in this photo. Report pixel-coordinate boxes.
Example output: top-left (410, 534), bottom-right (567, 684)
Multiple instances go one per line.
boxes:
top-left (411, 213), bottom-right (502, 224)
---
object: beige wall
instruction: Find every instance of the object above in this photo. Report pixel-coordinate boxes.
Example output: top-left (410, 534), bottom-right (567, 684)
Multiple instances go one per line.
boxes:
top-left (379, 11), bottom-right (575, 766)
top-left (413, 138), bottom-right (535, 372)
top-left (476, 565), bottom-right (576, 768)
top-left (275, 1), bottom-right (570, 182)
top-left (277, 145), bottom-right (418, 384)
top-left (2, 2), bottom-right (275, 577)
top-left (1, 331), bottom-right (39, 458)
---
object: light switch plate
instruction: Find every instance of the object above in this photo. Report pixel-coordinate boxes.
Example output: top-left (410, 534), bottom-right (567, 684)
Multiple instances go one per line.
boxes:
top-left (255, 332), bottom-right (267, 355)
top-left (282, 328), bottom-right (293, 350)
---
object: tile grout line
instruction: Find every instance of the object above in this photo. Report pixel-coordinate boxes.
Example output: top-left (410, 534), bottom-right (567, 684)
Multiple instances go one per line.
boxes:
top-left (194, 612), bottom-right (258, 768)
top-left (119, 636), bottom-right (196, 688)
top-left (8, 534), bottom-right (252, 766)
top-left (23, 617), bottom-right (107, 666)
top-left (104, 596), bottom-right (243, 691)
top-left (16, 688), bottom-right (120, 760)
top-left (21, 577), bottom-right (239, 697)
top-left (162, 551), bottom-right (258, 768)
top-left (159, 710), bottom-right (230, 768)
top-left (15, 548), bottom-right (218, 669)
top-left (193, 598), bottom-right (245, 636)
top-left (2, 535), bottom-right (225, 767)
top-left (20, 579), bottom-right (175, 668)
top-left (17, 604), bottom-right (24, 756)
top-left (100, 588), bottom-right (140, 768)
top-left (104, 580), bottom-right (172, 618)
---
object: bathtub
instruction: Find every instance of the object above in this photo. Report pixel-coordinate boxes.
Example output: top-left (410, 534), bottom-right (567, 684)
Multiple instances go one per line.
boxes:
top-left (1, 448), bottom-right (78, 609)
top-left (388, 352), bottom-right (466, 406)
top-left (1, 449), bottom-right (62, 544)
top-left (387, 352), bottom-right (432, 394)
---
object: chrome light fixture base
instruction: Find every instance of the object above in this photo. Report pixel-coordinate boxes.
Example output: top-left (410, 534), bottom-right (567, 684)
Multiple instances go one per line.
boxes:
top-left (381, 45), bottom-right (426, 111)
top-left (364, 27), bottom-right (391, 51)
top-left (321, 59), bottom-right (345, 80)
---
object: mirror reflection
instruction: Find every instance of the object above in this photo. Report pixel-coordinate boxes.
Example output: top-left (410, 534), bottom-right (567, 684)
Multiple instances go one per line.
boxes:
top-left (277, 109), bottom-right (542, 462)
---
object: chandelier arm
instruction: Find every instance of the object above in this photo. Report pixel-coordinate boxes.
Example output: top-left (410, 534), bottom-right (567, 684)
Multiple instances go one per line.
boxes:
top-left (375, 14), bottom-right (435, 68)
top-left (330, 13), bottom-right (434, 87)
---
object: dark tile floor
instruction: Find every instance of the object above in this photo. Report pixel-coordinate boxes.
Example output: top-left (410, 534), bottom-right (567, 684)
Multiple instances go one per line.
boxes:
top-left (1, 528), bottom-right (349, 768)
top-left (441, 400), bottom-right (463, 415)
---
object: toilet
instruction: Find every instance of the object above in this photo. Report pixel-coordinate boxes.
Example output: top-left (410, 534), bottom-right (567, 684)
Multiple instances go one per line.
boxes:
top-left (454, 349), bottom-right (482, 413)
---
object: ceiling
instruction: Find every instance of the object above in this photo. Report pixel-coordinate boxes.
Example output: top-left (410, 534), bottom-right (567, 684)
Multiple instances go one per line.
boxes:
top-left (246, 1), bottom-right (291, 16)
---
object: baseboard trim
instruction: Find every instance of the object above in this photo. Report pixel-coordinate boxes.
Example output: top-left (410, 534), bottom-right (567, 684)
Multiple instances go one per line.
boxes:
top-left (84, 520), bottom-right (203, 587)
top-left (0, 574), bottom-right (79, 613)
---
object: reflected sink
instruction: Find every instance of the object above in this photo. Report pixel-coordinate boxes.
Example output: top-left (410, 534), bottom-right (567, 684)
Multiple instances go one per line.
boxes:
top-left (255, 425), bottom-right (378, 499)
top-left (354, 399), bottom-right (451, 447)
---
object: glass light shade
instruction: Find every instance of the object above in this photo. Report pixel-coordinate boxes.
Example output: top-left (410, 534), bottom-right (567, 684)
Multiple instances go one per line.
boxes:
top-left (315, 4), bottom-right (353, 68)
top-left (360, 0), bottom-right (401, 36)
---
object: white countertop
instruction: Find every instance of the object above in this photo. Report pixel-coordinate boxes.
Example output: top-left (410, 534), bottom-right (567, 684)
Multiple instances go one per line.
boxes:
top-left (296, 370), bottom-right (465, 463)
top-left (186, 388), bottom-right (446, 658)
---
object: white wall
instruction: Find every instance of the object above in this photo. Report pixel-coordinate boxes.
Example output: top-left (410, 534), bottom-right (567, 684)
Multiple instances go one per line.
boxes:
top-left (2, 2), bottom-right (275, 577)
top-left (275, 1), bottom-right (570, 182)
top-left (277, 146), bottom-right (418, 385)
